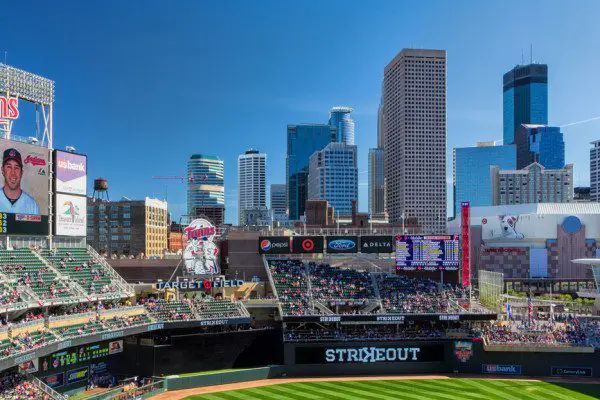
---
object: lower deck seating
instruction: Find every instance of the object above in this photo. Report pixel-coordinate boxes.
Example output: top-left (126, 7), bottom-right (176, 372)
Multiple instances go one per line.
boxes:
top-left (195, 299), bottom-right (244, 319)
top-left (145, 300), bottom-right (195, 321)
top-left (57, 320), bottom-right (107, 339)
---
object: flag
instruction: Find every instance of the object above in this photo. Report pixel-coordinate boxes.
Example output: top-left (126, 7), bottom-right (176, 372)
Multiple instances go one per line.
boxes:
top-left (528, 297), bottom-right (533, 325)
top-left (507, 303), bottom-right (512, 320)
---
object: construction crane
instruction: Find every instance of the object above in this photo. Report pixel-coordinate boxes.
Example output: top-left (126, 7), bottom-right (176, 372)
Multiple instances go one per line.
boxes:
top-left (151, 175), bottom-right (209, 183)
top-left (151, 175), bottom-right (208, 201)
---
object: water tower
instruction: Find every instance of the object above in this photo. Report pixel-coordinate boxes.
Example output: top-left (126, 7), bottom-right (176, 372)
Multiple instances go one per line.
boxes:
top-left (92, 178), bottom-right (110, 200)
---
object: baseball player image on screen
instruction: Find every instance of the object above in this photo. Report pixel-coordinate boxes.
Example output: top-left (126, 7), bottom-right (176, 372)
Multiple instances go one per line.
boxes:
top-left (0, 148), bottom-right (40, 215)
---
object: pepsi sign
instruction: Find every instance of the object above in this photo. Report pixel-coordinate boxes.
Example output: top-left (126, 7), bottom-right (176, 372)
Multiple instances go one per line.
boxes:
top-left (258, 236), bottom-right (290, 254)
top-left (326, 236), bottom-right (359, 253)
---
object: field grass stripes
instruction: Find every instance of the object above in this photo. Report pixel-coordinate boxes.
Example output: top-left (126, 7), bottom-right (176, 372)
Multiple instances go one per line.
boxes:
top-left (183, 379), bottom-right (600, 400)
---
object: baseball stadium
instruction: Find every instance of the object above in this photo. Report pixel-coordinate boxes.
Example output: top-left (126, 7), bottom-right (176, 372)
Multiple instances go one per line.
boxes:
top-left (0, 64), bottom-right (599, 400)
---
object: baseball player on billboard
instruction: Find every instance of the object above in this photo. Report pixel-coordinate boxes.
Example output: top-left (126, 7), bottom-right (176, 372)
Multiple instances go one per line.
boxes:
top-left (0, 148), bottom-right (40, 215)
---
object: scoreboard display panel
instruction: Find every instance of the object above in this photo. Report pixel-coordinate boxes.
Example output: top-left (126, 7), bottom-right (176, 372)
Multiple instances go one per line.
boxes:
top-left (40, 343), bottom-right (111, 372)
top-left (395, 235), bottom-right (460, 271)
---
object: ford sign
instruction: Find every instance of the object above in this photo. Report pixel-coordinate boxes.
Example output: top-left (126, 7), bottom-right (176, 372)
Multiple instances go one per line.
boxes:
top-left (329, 240), bottom-right (355, 250)
top-left (326, 236), bottom-right (359, 253)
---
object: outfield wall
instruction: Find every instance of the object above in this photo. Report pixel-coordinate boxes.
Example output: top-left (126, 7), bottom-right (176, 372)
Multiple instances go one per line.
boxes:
top-left (283, 341), bottom-right (600, 378)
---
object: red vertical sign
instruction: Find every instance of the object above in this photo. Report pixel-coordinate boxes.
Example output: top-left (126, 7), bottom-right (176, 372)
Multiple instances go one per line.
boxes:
top-left (461, 201), bottom-right (470, 287)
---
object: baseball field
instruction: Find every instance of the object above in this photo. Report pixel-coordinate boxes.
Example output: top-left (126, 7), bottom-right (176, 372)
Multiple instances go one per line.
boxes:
top-left (179, 378), bottom-right (600, 400)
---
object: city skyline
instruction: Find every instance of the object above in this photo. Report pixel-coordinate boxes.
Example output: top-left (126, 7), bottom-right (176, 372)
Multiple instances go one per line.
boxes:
top-left (3, 1), bottom-right (600, 224)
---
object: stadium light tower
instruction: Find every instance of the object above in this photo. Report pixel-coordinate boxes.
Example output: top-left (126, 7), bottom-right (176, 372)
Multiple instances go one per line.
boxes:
top-left (0, 63), bottom-right (54, 148)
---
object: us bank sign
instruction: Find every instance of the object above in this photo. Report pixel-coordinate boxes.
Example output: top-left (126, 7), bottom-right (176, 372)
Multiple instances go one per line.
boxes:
top-left (325, 347), bottom-right (421, 363)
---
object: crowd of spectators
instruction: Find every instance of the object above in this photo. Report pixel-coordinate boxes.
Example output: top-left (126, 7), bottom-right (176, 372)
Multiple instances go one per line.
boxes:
top-left (0, 286), bottom-right (19, 306)
top-left (377, 275), bottom-right (467, 314)
top-left (580, 319), bottom-right (600, 348)
top-left (484, 319), bottom-right (588, 347)
top-left (285, 324), bottom-right (476, 342)
top-left (308, 263), bottom-right (373, 304)
top-left (0, 373), bottom-right (49, 400)
top-left (269, 260), bottom-right (311, 315)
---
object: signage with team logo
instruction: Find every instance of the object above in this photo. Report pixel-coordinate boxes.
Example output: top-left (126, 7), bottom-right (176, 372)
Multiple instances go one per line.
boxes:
top-left (55, 193), bottom-right (86, 236)
top-left (18, 359), bottom-right (38, 373)
top-left (454, 341), bottom-right (473, 363)
top-left (292, 236), bottom-right (324, 254)
top-left (183, 218), bottom-right (219, 275)
top-left (108, 340), bottom-right (123, 355)
top-left (326, 236), bottom-right (359, 253)
top-left (359, 236), bottom-right (394, 253)
top-left (41, 373), bottom-right (64, 389)
top-left (258, 236), bottom-right (290, 254)
top-left (0, 139), bottom-right (50, 234)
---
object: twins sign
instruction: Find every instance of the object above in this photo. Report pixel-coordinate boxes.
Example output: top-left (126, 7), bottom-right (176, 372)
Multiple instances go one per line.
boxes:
top-left (183, 218), bottom-right (220, 275)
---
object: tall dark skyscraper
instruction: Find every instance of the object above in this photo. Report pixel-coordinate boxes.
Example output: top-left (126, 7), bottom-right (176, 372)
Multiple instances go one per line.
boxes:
top-left (286, 124), bottom-right (336, 220)
top-left (503, 63), bottom-right (548, 145)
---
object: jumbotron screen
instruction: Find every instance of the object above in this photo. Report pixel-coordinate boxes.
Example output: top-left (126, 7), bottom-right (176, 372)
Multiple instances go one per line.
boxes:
top-left (395, 235), bottom-right (460, 271)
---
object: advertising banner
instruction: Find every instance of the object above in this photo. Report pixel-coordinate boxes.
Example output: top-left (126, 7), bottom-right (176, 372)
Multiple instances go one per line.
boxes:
top-left (461, 202), bottom-right (471, 287)
top-left (55, 193), bottom-right (86, 236)
top-left (258, 236), bottom-right (290, 254)
top-left (18, 358), bottom-right (38, 373)
top-left (551, 366), bottom-right (593, 378)
top-left (454, 341), bottom-right (473, 363)
top-left (292, 236), bottom-right (324, 254)
top-left (54, 150), bottom-right (87, 195)
top-left (295, 344), bottom-right (444, 364)
top-left (326, 236), bottom-right (359, 253)
top-left (396, 235), bottom-right (460, 271)
top-left (66, 366), bottom-right (89, 385)
top-left (0, 139), bottom-right (49, 234)
top-left (108, 340), bottom-right (123, 355)
top-left (41, 373), bottom-right (64, 389)
top-left (359, 236), bottom-right (394, 253)
top-left (482, 364), bottom-right (522, 375)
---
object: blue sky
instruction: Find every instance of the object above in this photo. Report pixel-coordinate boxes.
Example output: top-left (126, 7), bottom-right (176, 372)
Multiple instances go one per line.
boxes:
top-left (2, 1), bottom-right (600, 223)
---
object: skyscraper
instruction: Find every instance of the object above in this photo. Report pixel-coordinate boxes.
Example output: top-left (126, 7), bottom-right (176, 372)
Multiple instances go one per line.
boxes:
top-left (383, 48), bottom-right (447, 233)
top-left (270, 183), bottom-right (287, 218)
top-left (370, 87), bottom-right (387, 219)
top-left (308, 142), bottom-right (358, 216)
top-left (515, 124), bottom-right (565, 169)
top-left (369, 148), bottom-right (385, 218)
top-left (328, 106), bottom-right (355, 145)
top-left (187, 154), bottom-right (225, 225)
top-left (591, 140), bottom-right (600, 202)
top-left (238, 149), bottom-right (266, 225)
top-left (491, 163), bottom-right (573, 205)
top-left (503, 63), bottom-right (548, 145)
top-left (286, 124), bottom-right (336, 220)
top-left (453, 142), bottom-right (516, 217)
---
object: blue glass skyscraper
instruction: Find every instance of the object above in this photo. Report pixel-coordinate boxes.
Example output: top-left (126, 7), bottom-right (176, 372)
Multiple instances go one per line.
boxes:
top-left (286, 124), bottom-right (336, 220)
top-left (328, 106), bottom-right (355, 145)
top-left (503, 64), bottom-right (548, 145)
top-left (187, 154), bottom-right (225, 225)
top-left (453, 143), bottom-right (516, 218)
top-left (515, 124), bottom-right (565, 169)
top-left (308, 143), bottom-right (358, 216)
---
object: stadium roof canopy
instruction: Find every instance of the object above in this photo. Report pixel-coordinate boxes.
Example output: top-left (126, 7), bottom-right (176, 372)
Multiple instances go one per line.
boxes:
top-left (468, 203), bottom-right (600, 217)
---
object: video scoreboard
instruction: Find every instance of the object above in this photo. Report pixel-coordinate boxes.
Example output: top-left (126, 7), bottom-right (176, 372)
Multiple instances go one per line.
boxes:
top-left (395, 235), bottom-right (460, 271)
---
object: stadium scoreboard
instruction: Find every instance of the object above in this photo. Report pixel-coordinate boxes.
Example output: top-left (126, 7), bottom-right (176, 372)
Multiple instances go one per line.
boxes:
top-left (395, 235), bottom-right (459, 271)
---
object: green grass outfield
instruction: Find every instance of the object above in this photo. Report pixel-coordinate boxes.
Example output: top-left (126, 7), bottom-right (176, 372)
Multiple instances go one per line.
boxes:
top-left (183, 378), bottom-right (600, 400)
